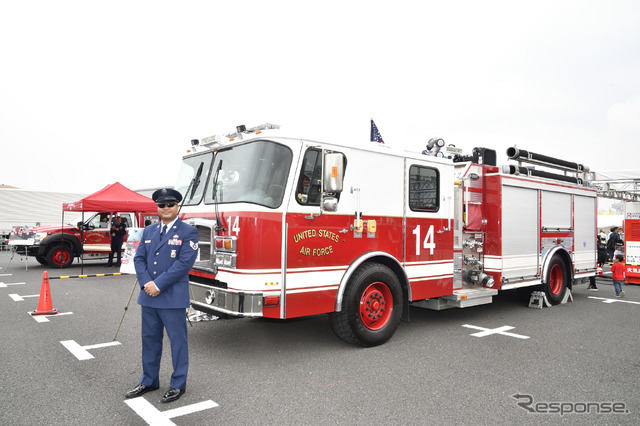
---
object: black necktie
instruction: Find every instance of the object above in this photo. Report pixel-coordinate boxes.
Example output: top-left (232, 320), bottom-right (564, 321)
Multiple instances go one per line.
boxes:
top-left (160, 225), bottom-right (167, 238)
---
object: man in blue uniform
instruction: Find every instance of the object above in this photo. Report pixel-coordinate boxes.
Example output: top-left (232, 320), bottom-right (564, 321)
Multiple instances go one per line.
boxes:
top-left (107, 216), bottom-right (127, 267)
top-left (125, 188), bottom-right (199, 403)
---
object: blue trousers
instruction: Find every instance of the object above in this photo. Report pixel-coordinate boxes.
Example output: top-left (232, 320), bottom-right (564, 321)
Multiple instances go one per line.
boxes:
top-left (140, 306), bottom-right (188, 390)
top-left (613, 280), bottom-right (624, 296)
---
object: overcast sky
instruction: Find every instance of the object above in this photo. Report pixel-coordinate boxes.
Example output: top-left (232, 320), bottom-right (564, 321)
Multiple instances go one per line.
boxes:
top-left (1, 0), bottom-right (639, 194)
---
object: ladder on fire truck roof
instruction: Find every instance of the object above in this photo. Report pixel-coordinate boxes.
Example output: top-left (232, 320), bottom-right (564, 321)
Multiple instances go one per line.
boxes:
top-left (588, 170), bottom-right (640, 201)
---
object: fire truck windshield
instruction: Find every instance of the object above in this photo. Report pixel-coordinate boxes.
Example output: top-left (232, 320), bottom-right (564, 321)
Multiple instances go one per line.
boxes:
top-left (175, 151), bottom-right (213, 205)
top-left (204, 140), bottom-right (292, 208)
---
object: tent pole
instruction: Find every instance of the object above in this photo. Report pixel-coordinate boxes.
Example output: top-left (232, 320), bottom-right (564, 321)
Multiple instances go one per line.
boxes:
top-left (60, 209), bottom-right (64, 270)
top-left (81, 212), bottom-right (84, 275)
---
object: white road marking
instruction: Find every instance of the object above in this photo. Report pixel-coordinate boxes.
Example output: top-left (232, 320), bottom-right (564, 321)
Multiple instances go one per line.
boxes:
top-left (588, 296), bottom-right (640, 305)
top-left (60, 340), bottom-right (122, 360)
top-left (163, 400), bottom-right (219, 419)
top-left (29, 311), bottom-right (73, 322)
top-left (0, 281), bottom-right (26, 287)
top-left (462, 324), bottom-right (530, 339)
top-left (9, 293), bottom-right (39, 301)
top-left (125, 396), bottom-right (218, 425)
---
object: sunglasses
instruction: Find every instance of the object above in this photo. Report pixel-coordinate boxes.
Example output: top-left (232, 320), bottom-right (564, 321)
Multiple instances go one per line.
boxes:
top-left (157, 202), bottom-right (177, 208)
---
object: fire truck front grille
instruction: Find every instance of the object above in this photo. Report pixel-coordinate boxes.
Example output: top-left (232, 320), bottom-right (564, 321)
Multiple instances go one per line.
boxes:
top-left (183, 218), bottom-right (216, 272)
top-left (196, 225), bottom-right (212, 261)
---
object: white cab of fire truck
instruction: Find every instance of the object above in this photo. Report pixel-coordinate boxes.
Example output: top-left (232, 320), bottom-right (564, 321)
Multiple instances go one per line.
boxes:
top-left (177, 124), bottom-right (596, 347)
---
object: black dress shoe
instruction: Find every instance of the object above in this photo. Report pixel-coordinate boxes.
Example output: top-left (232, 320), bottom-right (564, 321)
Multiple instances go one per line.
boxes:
top-left (160, 388), bottom-right (185, 403)
top-left (125, 384), bottom-right (159, 398)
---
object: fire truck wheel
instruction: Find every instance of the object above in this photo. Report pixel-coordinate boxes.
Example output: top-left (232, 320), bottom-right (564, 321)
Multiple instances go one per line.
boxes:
top-left (46, 244), bottom-right (74, 268)
top-left (35, 254), bottom-right (48, 266)
top-left (544, 255), bottom-right (568, 304)
top-left (330, 262), bottom-right (402, 347)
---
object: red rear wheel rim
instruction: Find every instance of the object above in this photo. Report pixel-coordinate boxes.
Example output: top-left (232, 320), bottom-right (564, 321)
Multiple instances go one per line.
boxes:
top-left (359, 281), bottom-right (393, 330)
top-left (549, 264), bottom-right (563, 295)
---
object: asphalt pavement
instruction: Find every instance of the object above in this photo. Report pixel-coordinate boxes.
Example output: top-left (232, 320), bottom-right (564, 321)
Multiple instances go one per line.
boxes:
top-left (0, 251), bottom-right (638, 425)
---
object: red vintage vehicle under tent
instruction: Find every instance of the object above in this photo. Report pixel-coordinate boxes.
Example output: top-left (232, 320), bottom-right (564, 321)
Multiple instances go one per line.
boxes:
top-left (7, 182), bottom-right (157, 271)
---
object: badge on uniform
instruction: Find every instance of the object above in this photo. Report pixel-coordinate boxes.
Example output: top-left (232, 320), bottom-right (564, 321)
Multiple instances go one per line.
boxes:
top-left (190, 240), bottom-right (198, 250)
top-left (171, 249), bottom-right (177, 258)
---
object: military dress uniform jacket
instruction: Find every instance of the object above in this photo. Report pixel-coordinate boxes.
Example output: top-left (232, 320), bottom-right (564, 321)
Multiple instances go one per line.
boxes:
top-left (134, 219), bottom-right (199, 309)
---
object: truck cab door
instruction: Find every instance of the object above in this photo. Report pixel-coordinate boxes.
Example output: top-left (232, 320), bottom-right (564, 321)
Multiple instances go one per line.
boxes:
top-left (404, 160), bottom-right (454, 300)
top-left (83, 212), bottom-right (113, 252)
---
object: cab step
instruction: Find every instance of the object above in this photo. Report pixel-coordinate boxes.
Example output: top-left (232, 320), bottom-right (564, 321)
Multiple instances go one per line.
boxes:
top-left (412, 288), bottom-right (498, 311)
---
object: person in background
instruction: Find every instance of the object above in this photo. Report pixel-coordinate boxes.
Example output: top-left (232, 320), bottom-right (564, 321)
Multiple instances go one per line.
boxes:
top-left (107, 216), bottom-right (127, 267)
top-left (610, 254), bottom-right (626, 298)
top-left (607, 227), bottom-right (622, 262)
top-left (125, 188), bottom-right (199, 404)
top-left (591, 235), bottom-right (608, 291)
top-left (599, 229), bottom-right (607, 244)
top-left (614, 227), bottom-right (625, 256)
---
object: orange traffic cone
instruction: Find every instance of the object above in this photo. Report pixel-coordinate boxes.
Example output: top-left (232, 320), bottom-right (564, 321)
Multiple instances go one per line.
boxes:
top-left (31, 271), bottom-right (58, 316)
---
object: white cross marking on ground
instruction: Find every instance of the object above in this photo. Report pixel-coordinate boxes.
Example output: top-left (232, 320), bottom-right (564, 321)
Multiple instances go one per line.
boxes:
top-left (462, 324), bottom-right (530, 339)
top-left (29, 311), bottom-right (73, 322)
top-left (0, 281), bottom-right (26, 287)
top-left (125, 396), bottom-right (218, 425)
top-left (9, 293), bottom-right (38, 301)
top-left (60, 340), bottom-right (122, 360)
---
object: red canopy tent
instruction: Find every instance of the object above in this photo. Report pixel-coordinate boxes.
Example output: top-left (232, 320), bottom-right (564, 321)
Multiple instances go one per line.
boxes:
top-left (60, 182), bottom-right (157, 272)
top-left (63, 182), bottom-right (157, 212)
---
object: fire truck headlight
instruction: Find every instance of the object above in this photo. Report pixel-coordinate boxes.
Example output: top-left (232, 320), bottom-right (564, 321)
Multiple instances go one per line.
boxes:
top-left (214, 253), bottom-right (237, 268)
top-left (205, 290), bottom-right (215, 304)
top-left (34, 232), bottom-right (48, 243)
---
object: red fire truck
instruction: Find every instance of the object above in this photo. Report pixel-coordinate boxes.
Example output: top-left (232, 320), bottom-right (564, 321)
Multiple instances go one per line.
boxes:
top-left (8, 211), bottom-right (156, 267)
top-left (180, 124), bottom-right (597, 346)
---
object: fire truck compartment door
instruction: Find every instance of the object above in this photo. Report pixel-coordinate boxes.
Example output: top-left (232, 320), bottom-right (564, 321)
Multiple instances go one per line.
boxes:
top-left (573, 195), bottom-right (596, 271)
top-left (541, 191), bottom-right (571, 231)
top-left (501, 186), bottom-right (539, 279)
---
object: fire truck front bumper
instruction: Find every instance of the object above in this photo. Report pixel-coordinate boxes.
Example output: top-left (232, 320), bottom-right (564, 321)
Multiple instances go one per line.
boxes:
top-left (190, 282), bottom-right (264, 318)
top-left (7, 242), bottom-right (42, 257)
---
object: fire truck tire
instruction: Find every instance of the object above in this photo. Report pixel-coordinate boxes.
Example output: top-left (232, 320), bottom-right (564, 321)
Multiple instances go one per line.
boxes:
top-left (329, 262), bottom-right (402, 347)
top-left (543, 255), bottom-right (568, 305)
top-left (46, 244), bottom-right (74, 268)
top-left (35, 254), bottom-right (48, 266)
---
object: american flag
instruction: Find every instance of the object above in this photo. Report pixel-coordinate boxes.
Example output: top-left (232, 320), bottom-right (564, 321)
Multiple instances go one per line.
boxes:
top-left (370, 119), bottom-right (384, 144)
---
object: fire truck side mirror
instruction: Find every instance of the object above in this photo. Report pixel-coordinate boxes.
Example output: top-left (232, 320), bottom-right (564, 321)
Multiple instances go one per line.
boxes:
top-left (323, 153), bottom-right (344, 193)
